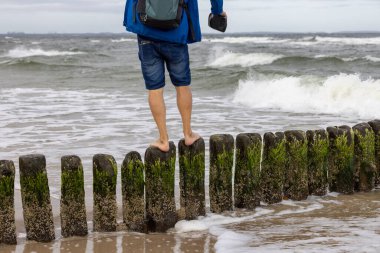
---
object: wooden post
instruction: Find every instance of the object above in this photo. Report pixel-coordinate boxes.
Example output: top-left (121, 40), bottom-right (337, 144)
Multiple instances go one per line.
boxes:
top-left (145, 142), bottom-right (176, 232)
top-left (121, 151), bottom-right (146, 232)
top-left (0, 160), bottom-right (17, 244)
top-left (234, 133), bottom-right (262, 209)
top-left (306, 130), bottom-right (329, 196)
top-left (60, 155), bottom-right (88, 237)
top-left (19, 154), bottom-right (55, 242)
top-left (327, 126), bottom-right (355, 194)
top-left (260, 132), bottom-right (286, 204)
top-left (178, 138), bottom-right (206, 220)
top-left (93, 154), bottom-right (118, 232)
top-left (353, 123), bottom-right (376, 191)
top-left (209, 134), bottom-right (234, 213)
top-left (284, 130), bottom-right (309, 201)
top-left (368, 120), bottom-right (380, 184)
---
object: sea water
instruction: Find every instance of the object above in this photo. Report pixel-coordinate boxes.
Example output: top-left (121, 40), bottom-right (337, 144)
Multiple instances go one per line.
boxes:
top-left (1, 33), bottom-right (380, 252)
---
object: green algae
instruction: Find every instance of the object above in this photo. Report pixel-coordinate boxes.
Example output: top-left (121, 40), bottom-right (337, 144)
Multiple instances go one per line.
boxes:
top-left (234, 134), bottom-right (262, 209)
top-left (354, 127), bottom-right (376, 191)
top-left (179, 138), bottom-right (206, 219)
top-left (328, 128), bottom-right (355, 194)
top-left (261, 133), bottom-right (286, 204)
top-left (284, 132), bottom-right (309, 201)
top-left (122, 157), bottom-right (145, 197)
top-left (61, 167), bottom-right (85, 200)
top-left (93, 160), bottom-right (117, 197)
top-left (0, 175), bottom-right (14, 201)
top-left (145, 142), bottom-right (177, 232)
top-left (307, 131), bottom-right (329, 196)
top-left (20, 171), bottom-right (50, 205)
top-left (210, 147), bottom-right (234, 213)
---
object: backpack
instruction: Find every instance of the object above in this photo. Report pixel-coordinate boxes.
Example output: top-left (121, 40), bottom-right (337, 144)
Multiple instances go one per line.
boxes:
top-left (136, 0), bottom-right (186, 30)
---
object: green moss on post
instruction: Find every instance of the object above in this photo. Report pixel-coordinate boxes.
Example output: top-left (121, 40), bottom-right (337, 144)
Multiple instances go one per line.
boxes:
top-left (121, 152), bottom-right (146, 232)
top-left (19, 154), bottom-right (55, 242)
top-left (209, 134), bottom-right (234, 213)
top-left (284, 131), bottom-right (309, 201)
top-left (306, 130), bottom-right (329, 196)
top-left (368, 120), bottom-right (380, 184)
top-left (353, 123), bottom-right (376, 192)
top-left (0, 160), bottom-right (16, 245)
top-left (327, 126), bottom-right (355, 194)
top-left (145, 142), bottom-right (176, 232)
top-left (234, 133), bottom-right (262, 209)
top-left (260, 132), bottom-right (286, 204)
top-left (93, 154), bottom-right (117, 232)
top-left (179, 138), bottom-right (205, 220)
top-left (60, 155), bottom-right (88, 237)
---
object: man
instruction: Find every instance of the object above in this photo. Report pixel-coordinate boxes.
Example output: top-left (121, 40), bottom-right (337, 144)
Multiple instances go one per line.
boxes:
top-left (124, 0), bottom-right (226, 152)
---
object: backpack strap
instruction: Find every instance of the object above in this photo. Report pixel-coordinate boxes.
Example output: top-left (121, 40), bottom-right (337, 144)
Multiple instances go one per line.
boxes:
top-left (181, 2), bottom-right (196, 42)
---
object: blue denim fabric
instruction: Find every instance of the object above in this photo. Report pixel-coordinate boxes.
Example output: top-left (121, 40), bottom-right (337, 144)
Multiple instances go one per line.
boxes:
top-left (138, 35), bottom-right (191, 90)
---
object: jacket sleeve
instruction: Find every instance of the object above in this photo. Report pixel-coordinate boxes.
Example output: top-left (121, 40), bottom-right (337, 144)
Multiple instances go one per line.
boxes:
top-left (210, 0), bottom-right (223, 15)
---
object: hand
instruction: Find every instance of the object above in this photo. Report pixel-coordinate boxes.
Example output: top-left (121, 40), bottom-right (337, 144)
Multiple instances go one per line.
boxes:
top-left (220, 11), bottom-right (227, 17)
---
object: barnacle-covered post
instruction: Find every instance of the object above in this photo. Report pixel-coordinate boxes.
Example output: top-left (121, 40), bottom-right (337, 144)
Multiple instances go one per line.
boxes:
top-left (179, 138), bottom-right (206, 220)
top-left (368, 120), bottom-right (380, 184)
top-left (353, 123), bottom-right (376, 191)
top-left (284, 130), bottom-right (309, 201)
top-left (234, 133), bottom-right (262, 209)
top-left (145, 142), bottom-right (176, 232)
top-left (121, 152), bottom-right (146, 232)
top-left (260, 132), bottom-right (286, 204)
top-left (60, 155), bottom-right (88, 237)
top-left (0, 160), bottom-right (17, 244)
top-left (327, 126), bottom-right (355, 194)
top-left (19, 154), bottom-right (55, 242)
top-left (209, 134), bottom-right (234, 213)
top-left (306, 130), bottom-right (329, 196)
top-left (93, 154), bottom-right (118, 232)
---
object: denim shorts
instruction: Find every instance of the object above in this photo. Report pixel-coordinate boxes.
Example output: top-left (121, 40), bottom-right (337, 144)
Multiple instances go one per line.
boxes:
top-left (137, 35), bottom-right (191, 90)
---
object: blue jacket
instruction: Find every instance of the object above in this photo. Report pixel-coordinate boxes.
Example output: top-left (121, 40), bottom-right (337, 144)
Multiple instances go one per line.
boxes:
top-left (123, 0), bottom-right (223, 44)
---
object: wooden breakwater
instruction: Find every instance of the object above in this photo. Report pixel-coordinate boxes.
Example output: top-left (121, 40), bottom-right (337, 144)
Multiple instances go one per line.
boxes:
top-left (1, 120), bottom-right (380, 244)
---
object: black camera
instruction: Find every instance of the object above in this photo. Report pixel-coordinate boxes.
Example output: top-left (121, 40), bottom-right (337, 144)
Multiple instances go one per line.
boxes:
top-left (208, 13), bottom-right (227, 33)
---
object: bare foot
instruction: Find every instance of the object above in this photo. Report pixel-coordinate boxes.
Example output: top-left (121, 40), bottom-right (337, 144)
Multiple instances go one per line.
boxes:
top-left (150, 139), bottom-right (170, 152)
top-left (184, 132), bottom-right (201, 146)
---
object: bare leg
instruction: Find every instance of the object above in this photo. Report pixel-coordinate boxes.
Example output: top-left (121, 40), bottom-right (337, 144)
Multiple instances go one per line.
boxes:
top-left (148, 88), bottom-right (170, 152)
top-left (175, 86), bottom-right (201, 146)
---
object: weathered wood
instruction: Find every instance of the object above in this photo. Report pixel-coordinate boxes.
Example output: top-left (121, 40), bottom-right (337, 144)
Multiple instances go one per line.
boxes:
top-left (121, 152), bottom-right (146, 232)
top-left (306, 130), bottom-right (329, 196)
top-left (327, 126), bottom-right (355, 194)
top-left (260, 132), bottom-right (286, 204)
top-left (284, 130), bottom-right (309, 201)
top-left (209, 134), bottom-right (234, 213)
top-left (60, 155), bottom-right (88, 237)
top-left (353, 123), bottom-right (376, 191)
top-left (368, 120), bottom-right (380, 184)
top-left (179, 138), bottom-right (206, 220)
top-left (145, 142), bottom-right (176, 232)
top-left (234, 133), bottom-right (262, 209)
top-left (19, 154), bottom-right (55, 242)
top-left (93, 154), bottom-right (118, 232)
top-left (0, 160), bottom-right (17, 245)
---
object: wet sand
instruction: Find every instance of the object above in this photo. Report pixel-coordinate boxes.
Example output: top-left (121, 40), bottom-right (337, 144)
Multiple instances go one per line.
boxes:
top-left (1, 190), bottom-right (380, 253)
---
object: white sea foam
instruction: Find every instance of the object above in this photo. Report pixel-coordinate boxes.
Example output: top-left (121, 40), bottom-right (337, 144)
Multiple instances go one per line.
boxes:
top-left (207, 37), bottom-right (290, 44)
top-left (209, 52), bottom-right (283, 67)
top-left (111, 38), bottom-right (136, 43)
top-left (175, 208), bottom-right (274, 233)
top-left (315, 36), bottom-right (380, 45)
top-left (91, 40), bottom-right (101, 43)
top-left (233, 73), bottom-right (380, 119)
top-left (3, 47), bottom-right (86, 58)
top-left (365, 55), bottom-right (380, 62)
top-left (207, 36), bottom-right (380, 46)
